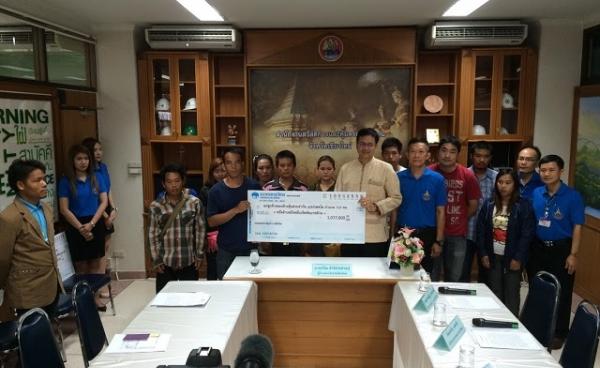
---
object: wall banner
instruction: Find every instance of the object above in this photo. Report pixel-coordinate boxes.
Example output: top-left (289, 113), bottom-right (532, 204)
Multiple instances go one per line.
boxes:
top-left (0, 98), bottom-right (56, 214)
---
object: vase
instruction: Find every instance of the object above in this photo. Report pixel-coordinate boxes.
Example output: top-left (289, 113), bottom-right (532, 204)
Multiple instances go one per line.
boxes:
top-left (400, 264), bottom-right (414, 277)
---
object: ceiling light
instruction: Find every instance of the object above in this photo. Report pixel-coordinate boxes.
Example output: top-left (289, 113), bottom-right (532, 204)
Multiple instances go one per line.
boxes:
top-left (443, 0), bottom-right (490, 17)
top-left (176, 0), bottom-right (224, 21)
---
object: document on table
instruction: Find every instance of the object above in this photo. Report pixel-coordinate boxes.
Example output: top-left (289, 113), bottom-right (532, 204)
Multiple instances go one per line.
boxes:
top-left (444, 296), bottom-right (501, 310)
top-left (247, 190), bottom-right (366, 243)
top-left (105, 333), bottom-right (171, 353)
top-left (472, 330), bottom-right (541, 350)
top-left (150, 292), bottom-right (211, 307)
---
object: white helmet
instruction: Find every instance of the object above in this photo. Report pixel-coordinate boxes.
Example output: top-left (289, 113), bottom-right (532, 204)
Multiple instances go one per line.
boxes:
top-left (473, 125), bottom-right (487, 135)
top-left (182, 97), bottom-right (197, 111)
top-left (156, 96), bottom-right (170, 111)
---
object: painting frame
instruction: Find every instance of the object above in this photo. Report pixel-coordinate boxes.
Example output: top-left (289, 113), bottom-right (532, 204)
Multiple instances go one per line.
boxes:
top-left (570, 84), bottom-right (600, 226)
top-left (248, 67), bottom-right (413, 184)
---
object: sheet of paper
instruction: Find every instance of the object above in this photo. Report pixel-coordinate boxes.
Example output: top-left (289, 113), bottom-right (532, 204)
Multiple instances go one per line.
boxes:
top-left (105, 333), bottom-right (171, 353)
top-left (150, 292), bottom-right (211, 307)
top-left (472, 330), bottom-right (542, 350)
top-left (444, 296), bottom-right (501, 310)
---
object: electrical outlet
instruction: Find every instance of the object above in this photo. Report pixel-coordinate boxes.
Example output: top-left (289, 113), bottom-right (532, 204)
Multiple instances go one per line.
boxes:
top-left (113, 250), bottom-right (125, 259)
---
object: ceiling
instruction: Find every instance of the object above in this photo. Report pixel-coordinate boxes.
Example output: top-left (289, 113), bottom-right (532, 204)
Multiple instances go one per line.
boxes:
top-left (0, 0), bottom-right (599, 36)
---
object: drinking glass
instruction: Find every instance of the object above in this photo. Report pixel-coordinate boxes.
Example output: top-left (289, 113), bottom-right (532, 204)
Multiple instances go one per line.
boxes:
top-left (433, 302), bottom-right (448, 327)
top-left (249, 249), bottom-right (261, 274)
top-left (457, 344), bottom-right (475, 368)
top-left (418, 271), bottom-right (431, 292)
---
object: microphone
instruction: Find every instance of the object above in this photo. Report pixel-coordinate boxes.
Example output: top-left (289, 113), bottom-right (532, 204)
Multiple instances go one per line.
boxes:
top-left (472, 318), bottom-right (519, 329)
top-left (438, 286), bottom-right (476, 295)
top-left (234, 334), bottom-right (274, 368)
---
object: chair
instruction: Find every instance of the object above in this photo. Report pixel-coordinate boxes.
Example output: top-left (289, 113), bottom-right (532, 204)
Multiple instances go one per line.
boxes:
top-left (54, 232), bottom-right (116, 315)
top-left (559, 300), bottom-right (600, 368)
top-left (0, 321), bottom-right (18, 368)
top-left (72, 281), bottom-right (108, 367)
top-left (52, 293), bottom-right (74, 361)
top-left (519, 270), bottom-right (560, 350)
top-left (17, 308), bottom-right (64, 368)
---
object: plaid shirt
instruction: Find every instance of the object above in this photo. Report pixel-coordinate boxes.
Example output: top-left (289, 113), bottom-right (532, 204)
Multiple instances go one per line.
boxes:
top-left (467, 167), bottom-right (497, 241)
top-left (148, 194), bottom-right (205, 268)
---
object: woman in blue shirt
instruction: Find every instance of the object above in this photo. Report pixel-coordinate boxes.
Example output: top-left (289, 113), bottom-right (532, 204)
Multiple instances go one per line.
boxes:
top-left (58, 145), bottom-right (108, 307)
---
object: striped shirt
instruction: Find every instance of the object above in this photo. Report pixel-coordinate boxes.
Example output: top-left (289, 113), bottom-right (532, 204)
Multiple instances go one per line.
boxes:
top-left (467, 166), bottom-right (497, 241)
top-left (148, 194), bottom-right (205, 268)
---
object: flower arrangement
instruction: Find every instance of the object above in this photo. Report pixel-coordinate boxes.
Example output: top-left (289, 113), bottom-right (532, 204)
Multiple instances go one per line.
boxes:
top-left (388, 227), bottom-right (425, 270)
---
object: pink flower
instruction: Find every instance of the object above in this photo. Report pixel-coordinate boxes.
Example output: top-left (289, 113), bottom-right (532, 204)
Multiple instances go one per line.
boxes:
top-left (412, 253), bottom-right (422, 264)
top-left (394, 245), bottom-right (406, 257)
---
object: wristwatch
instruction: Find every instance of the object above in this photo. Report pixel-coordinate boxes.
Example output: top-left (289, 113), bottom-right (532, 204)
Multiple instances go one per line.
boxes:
top-left (434, 239), bottom-right (444, 246)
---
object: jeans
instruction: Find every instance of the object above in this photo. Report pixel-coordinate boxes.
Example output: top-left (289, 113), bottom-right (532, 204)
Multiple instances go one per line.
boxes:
top-left (443, 236), bottom-right (467, 282)
top-left (217, 247), bottom-right (251, 280)
top-left (486, 255), bottom-right (521, 317)
top-left (461, 239), bottom-right (486, 282)
top-left (156, 263), bottom-right (198, 293)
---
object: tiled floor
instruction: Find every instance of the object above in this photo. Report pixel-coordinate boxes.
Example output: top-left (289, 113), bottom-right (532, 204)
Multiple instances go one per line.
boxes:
top-left (53, 280), bottom-right (598, 367)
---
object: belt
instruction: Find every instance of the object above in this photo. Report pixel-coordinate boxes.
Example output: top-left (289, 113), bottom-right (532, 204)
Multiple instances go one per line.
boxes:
top-left (539, 238), bottom-right (571, 247)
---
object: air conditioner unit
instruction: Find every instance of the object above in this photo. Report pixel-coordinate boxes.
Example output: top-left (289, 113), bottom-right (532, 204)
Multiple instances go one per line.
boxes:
top-left (425, 21), bottom-right (528, 48)
top-left (145, 25), bottom-right (241, 51)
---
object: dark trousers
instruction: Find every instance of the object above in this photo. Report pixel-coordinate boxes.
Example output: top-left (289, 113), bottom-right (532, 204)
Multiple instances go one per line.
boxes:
top-left (461, 239), bottom-right (486, 282)
top-left (486, 255), bottom-right (521, 317)
top-left (205, 251), bottom-right (218, 281)
top-left (341, 241), bottom-right (389, 257)
top-left (216, 247), bottom-right (251, 280)
top-left (412, 227), bottom-right (442, 281)
top-left (156, 263), bottom-right (198, 293)
top-left (271, 243), bottom-right (302, 256)
top-left (527, 239), bottom-right (574, 338)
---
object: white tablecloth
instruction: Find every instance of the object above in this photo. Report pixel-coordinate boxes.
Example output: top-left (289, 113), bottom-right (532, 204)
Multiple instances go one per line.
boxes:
top-left (224, 256), bottom-right (419, 280)
top-left (91, 281), bottom-right (258, 367)
top-left (389, 282), bottom-right (561, 368)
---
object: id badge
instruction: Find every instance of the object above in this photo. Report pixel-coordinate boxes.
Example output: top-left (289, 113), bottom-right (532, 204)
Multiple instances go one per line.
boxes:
top-left (538, 219), bottom-right (551, 228)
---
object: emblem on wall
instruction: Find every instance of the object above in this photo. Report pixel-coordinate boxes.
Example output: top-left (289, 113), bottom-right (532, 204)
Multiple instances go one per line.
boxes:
top-left (318, 35), bottom-right (343, 62)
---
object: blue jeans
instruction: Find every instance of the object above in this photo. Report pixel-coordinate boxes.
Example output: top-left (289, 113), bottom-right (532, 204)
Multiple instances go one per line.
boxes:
top-left (217, 247), bottom-right (250, 280)
top-left (443, 236), bottom-right (467, 282)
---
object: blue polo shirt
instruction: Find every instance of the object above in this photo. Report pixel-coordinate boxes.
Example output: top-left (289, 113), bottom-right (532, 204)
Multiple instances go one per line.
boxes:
top-left (58, 175), bottom-right (107, 217)
top-left (532, 182), bottom-right (585, 241)
top-left (519, 171), bottom-right (544, 201)
top-left (207, 177), bottom-right (261, 252)
top-left (18, 196), bottom-right (48, 242)
top-left (95, 162), bottom-right (111, 192)
top-left (396, 168), bottom-right (447, 228)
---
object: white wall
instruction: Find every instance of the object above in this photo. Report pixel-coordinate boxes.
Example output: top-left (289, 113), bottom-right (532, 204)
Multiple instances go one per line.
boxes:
top-left (533, 19), bottom-right (583, 181)
top-left (95, 26), bottom-right (145, 272)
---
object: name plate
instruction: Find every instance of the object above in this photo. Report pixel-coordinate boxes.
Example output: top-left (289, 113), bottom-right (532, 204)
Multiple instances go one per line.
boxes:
top-left (311, 263), bottom-right (353, 277)
top-left (433, 316), bottom-right (466, 351)
top-left (413, 287), bottom-right (438, 312)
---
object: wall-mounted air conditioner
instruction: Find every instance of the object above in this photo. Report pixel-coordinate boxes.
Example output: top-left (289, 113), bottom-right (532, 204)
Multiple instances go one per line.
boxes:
top-left (425, 21), bottom-right (528, 48)
top-left (145, 25), bottom-right (241, 51)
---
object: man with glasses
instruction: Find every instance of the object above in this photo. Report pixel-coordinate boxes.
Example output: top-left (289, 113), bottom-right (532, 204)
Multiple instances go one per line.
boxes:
top-left (516, 145), bottom-right (544, 201)
top-left (529, 155), bottom-right (584, 349)
top-left (335, 128), bottom-right (402, 257)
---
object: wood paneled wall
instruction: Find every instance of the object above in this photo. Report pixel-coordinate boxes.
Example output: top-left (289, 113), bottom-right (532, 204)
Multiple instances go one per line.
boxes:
top-left (245, 27), bottom-right (416, 66)
top-left (574, 216), bottom-right (600, 304)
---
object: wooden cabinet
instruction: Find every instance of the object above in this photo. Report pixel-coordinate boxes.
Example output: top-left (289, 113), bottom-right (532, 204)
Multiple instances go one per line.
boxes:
top-left (211, 54), bottom-right (248, 170)
top-left (139, 52), bottom-right (211, 209)
top-left (458, 48), bottom-right (537, 164)
top-left (413, 51), bottom-right (459, 140)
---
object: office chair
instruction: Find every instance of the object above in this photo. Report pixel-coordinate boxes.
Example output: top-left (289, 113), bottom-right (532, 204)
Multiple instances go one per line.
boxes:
top-left (72, 281), bottom-right (109, 368)
top-left (519, 270), bottom-right (560, 350)
top-left (17, 308), bottom-right (64, 368)
top-left (559, 300), bottom-right (600, 368)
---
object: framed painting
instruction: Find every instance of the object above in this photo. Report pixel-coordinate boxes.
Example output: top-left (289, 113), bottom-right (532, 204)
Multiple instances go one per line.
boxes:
top-left (249, 67), bottom-right (412, 184)
top-left (570, 84), bottom-right (600, 223)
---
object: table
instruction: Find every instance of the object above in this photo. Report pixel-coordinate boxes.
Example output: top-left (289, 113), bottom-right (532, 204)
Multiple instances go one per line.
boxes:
top-left (91, 281), bottom-right (258, 367)
top-left (389, 282), bottom-right (561, 368)
top-left (224, 256), bottom-right (418, 367)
